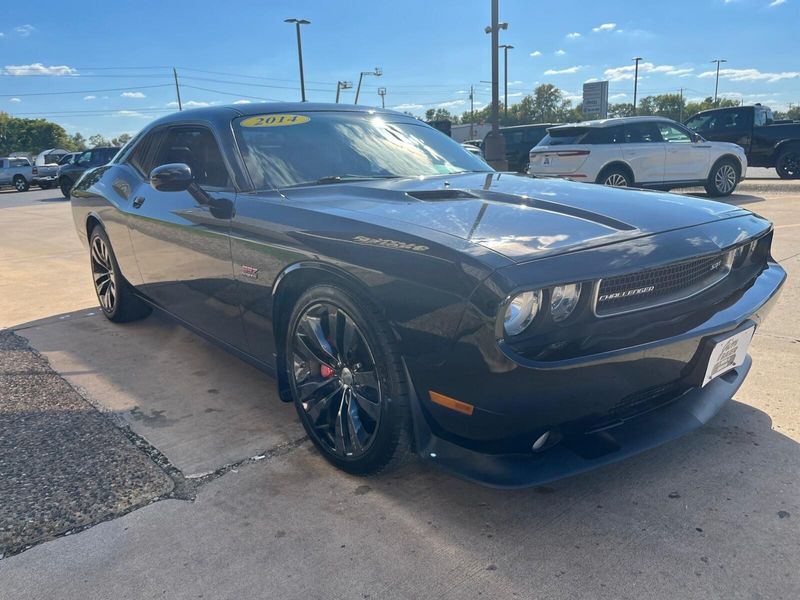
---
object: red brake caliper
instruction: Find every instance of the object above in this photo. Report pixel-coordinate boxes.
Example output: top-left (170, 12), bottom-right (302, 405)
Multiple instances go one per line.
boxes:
top-left (320, 364), bottom-right (334, 378)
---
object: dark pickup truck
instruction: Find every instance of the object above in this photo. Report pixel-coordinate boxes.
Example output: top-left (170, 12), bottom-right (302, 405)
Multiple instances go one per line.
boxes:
top-left (684, 105), bottom-right (800, 179)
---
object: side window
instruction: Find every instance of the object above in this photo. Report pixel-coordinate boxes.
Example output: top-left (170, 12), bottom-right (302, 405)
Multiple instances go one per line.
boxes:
top-left (77, 151), bottom-right (93, 166)
top-left (658, 123), bottom-right (692, 143)
top-left (151, 126), bottom-right (231, 189)
top-left (709, 109), bottom-right (747, 132)
top-left (686, 112), bottom-right (716, 132)
top-left (754, 109), bottom-right (767, 127)
top-left (623, 122), bottom-right (662, 143)
top-left (126, 131), bottom-right (160, 177)
top-left (587, 126), bottom-right (623, 144)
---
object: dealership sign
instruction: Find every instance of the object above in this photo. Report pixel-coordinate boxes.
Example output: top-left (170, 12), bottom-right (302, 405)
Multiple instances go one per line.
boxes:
top-left (582, 81), bottom-right (609, 118)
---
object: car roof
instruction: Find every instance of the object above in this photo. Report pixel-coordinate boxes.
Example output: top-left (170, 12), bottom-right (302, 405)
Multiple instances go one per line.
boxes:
top-left (500, 123), bottom-right (558, 131)
top-left (549, 115), bottom-right (677, 130)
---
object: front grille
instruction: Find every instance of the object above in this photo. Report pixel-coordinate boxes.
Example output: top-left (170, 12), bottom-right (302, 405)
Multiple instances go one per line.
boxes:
top-left (595, 251), bottom-right (732, 316)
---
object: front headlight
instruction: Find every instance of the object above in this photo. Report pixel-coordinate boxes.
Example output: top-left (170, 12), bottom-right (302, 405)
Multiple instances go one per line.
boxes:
top-left (503, 290), bottom-right (542, 336)
top-left (550, 283), bottom-right (582, 322)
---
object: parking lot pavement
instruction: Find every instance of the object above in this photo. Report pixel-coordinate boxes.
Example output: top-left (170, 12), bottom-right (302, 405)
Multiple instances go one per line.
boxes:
top-left (1, 186), bottom-right (799, 598)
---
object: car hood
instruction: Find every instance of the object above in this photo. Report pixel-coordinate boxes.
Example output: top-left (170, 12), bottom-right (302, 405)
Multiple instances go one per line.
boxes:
top-left (280, 173), bottom-right (748, 263)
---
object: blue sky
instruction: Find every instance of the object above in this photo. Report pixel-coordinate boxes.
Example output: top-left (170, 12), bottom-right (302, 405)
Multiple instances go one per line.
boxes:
top-left (1, 0), bottom-right (797, 138)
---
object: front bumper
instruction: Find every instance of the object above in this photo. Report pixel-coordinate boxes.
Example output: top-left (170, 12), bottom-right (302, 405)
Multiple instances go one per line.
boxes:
top-left (408, 261), bottom-right (785, 487)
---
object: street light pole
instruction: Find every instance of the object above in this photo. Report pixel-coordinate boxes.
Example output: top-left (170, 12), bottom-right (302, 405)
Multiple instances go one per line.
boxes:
top-left (354, 67), bottom-right (382, 104)
top-left (499, 44), bottom-right (513, 122)
top-left (335, 81), bottom-right (352, 103)
top-left (483, 0), bottom-right (508, 171)
top-left (469, 84), bottom-right (475, 139)
top-left (284, 18), bottom-right (310, 102)
top-left (377, 87), bottom-right (386, 108)
top-left (712, 59), bottom-right (727, 106)
top-left (632, 57), bottom-right (642, 115)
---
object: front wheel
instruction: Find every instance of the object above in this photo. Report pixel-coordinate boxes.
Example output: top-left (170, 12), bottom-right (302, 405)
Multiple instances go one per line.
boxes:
top-left (705, 159), bottom-right (739, 197)
top-left (776, 146), bottom-right (800, 180)
top-left (13, 175), bottom-right (30, 192)
top-left (60, 178), bottom-right (73, 198)
top-left (286, 285), bottom-right (412, 475)
top-left (89, 226), bottom-right (151, 323)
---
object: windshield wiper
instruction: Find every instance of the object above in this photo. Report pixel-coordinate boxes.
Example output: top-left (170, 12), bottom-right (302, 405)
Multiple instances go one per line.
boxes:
top-left (286, 174), bottom-right (401, 188)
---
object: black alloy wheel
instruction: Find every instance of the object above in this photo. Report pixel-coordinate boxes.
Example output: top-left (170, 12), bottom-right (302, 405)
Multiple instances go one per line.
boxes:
top-left (776, 147), bottom-right (799, 180)
top-left (287, 285), bottom-right (411, 474)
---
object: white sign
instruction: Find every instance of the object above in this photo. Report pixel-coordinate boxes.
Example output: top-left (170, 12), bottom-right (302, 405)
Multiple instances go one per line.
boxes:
top-left (582, 81), bottom-right (609, 118)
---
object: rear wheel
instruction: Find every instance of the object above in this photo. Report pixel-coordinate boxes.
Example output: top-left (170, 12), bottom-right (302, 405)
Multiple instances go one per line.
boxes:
top-left (60, 177), bottom-right (73, 198)
top-left (13, 175), bottom-right (29, 192)
top-left (286, 285), bottom-right (412, 475)
top-left (597, 166), bottom-right (632, 188)
top-left (776, 146), bottom-right (800, 180)
top-left (705, 159), bottom-right (739, 197)
top-left (89, 225), bottom-right (151, 323)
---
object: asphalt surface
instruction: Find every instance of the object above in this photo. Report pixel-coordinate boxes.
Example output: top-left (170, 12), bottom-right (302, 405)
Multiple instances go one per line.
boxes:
top-left (0, 182), bottom-right (798, 599)
top-left (0, 331), bottom-right (173, 558)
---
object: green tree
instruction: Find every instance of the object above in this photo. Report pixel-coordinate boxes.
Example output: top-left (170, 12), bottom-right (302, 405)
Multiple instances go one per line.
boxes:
top-left (111, 133), bottom-right (132, 147)
top-left (69, 132), bottom-right (87, 151)
top-left (424, 108), bottom-right (459, 124)
top-left (88, 133), bottom-right (111, 148)
top-left (0, 112), bottom-right (73, 155)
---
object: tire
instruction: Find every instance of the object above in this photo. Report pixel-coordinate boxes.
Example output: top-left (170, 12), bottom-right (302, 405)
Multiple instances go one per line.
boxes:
top-left (60, 177), bottom-right (73, 199)
top-left (13, 175), bottom-right (30, 192)
top-left (88, 225), bottom-right (152, 323)
top-left (775, 146), bottom-right (800, 180)
top-left (597, 166), bottom-right (632, 188)
top-left (705, 158), bottom-right (739, 197)
top-left (285, 284), bottom-right (412, 475)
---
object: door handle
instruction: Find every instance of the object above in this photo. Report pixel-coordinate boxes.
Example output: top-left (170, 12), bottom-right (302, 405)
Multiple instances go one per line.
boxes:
top-left (132, 196), bottom-right (145, 209)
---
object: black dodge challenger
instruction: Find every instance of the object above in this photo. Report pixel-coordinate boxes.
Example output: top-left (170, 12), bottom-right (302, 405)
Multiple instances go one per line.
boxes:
top-left (70, 103), bottom-right (785, 487)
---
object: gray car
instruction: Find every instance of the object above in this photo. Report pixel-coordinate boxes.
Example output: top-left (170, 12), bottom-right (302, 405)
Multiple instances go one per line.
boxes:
top-left (0, 157), bottom-right (33, 191)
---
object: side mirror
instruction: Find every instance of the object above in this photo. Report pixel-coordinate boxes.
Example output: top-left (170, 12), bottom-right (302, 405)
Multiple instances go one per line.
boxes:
top-left (150, 163), bottom-right (193, 192)
top-left (692, 133), bottom-right (703, 143)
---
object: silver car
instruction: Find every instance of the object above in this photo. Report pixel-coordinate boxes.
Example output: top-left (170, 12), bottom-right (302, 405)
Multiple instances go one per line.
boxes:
top-left (0, 157), bottom-right (33, 192)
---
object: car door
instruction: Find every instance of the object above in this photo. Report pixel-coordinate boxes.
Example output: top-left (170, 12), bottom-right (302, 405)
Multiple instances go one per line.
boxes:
top-left (621, 121), bottom-right (665, 184)
top-left (125, 124), bottom-right (246, 348)
top-left (0, 159), bottom-right (9, 185)
top-left (706, 108), bottom-right (752, 149)
top-left (658, 121), bottom-right (710, 182)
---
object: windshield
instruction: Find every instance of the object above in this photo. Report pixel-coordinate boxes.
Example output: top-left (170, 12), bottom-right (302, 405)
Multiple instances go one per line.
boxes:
top-left (235, 112), bottom-right (493, 189)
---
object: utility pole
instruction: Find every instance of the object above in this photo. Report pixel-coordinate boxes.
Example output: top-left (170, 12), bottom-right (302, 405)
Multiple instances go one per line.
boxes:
top-left (712, 59), bottom-right (727, 107)
top-left (469, 84), bottom-right (475, 139)
top-left (354, 67), bottom-right (382, 104)
top-left (335, 81), bottom-right (352, 103)
top-left (285, 18), bottom-right (311, 101)
top-left (499, 44), bottom-right (513, 122)
top-left (173, 67), bottom-right (182, 111)
top-left (632, 57), bottom-right (642, 115)
top-left (679, 87), bottom-right (684, 122)
top-left (377, 87), bottom-right (386, 108)
top-left (483, 0), bottom-right (508, 170)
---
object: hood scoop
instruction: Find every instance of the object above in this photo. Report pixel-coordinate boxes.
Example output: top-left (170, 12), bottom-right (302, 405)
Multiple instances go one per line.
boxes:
top-left (405, 189), bottom-right (480, 201)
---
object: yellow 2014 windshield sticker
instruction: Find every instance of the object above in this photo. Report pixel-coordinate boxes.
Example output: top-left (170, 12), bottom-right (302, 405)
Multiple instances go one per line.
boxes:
top-left (240, 114), bottom-right (310, 127)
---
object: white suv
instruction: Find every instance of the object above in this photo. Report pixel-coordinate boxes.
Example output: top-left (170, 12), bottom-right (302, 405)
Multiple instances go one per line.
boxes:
top-left (528, 116), bottom-right (748, 197)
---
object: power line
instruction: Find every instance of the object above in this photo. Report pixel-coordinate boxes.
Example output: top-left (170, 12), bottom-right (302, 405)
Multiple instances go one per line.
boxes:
top-left (0, 83), bottom-right (173, 97)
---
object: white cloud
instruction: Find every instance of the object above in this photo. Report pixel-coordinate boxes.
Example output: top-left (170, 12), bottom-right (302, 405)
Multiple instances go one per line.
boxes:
top-left (3, 63), bottom-right (77, 76)
top-left (83, 95), bottom-right (96, 101)
top-left (121, 91), bottom-right (146, 98)
top-left (603, 62), bottom-right (694, 81)
top-left (233, 99), bottom-right (251, 104)
top-left (166, 100), bottom-right (211, 108)
top-left (9, 97), bottom-right (21, 102)
top-left (507, 92), bottom-right (524, 98)
top-left (555, 49), bottom-right (566, 56)
top-left (530, 50), bottom-right (542, 57)
top-left (116, 110), bottom-right (149, 118)
top-left (14, 25), bottom-right (35, 37)
top-left (544, 66), bottom-right (583, 75)
top-left (769, 0), bottom-right (785, 6)
top-left (609, 93), bottom-right (628, 101)
top-left (437, 100), bottom-right (466, 108)
top-left (393, 103), bottom-right (424, 111)
top-left (697, 67), bottom-right (800, 83)
top-left (592, 23), bottom-right (617, 32)
top-left (566, 32), bottom-right (581, 39)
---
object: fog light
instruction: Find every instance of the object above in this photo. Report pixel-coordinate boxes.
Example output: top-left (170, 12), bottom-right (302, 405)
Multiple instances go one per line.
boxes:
top-left (550, 283), bottom-right (582, 322)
